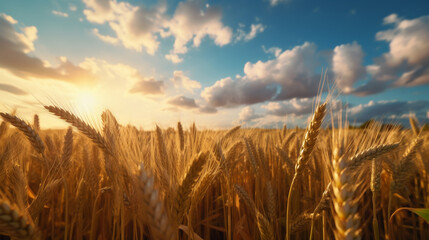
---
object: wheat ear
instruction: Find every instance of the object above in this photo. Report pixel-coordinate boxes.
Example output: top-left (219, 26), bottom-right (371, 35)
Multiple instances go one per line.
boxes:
top-left (33, 114), bottom-right (40, 131)
top-left (223, 125), bottom-right (241, 139)
top-left (0, 199), bottom-right (35, 239)
top-left (0, 113), bottom-right (44, 155)
top-left (286, 102), bottom-right (326, 240)
top-left (371, 158), bottom-right (382, 240)
top-left (62, 127), bottom-right (73, 165)
top-left (234, 185), bottom-right (274, 240)
top-left (177, 122), bottom-right (184, 152)
top-left (44, 105), bottom-right (112, 156)
top-left (391, 138), bottom-right (422, 194)
top-left (28, 179), bottom-right (62, 220)
top-left (348, 142), bottom-right (400, 170)
top-left (409, 116), bottom-right (420, 136)
top-left (387, 137), bottom-right (422, 237)
top-left (174, 152), bottom-right (208, 222)
top-left (101, 110), bottom-right (120, 154)
top-left (332, 147), bottom-right (361, 240)
top-left (138, 164), bottom-right (176, 240)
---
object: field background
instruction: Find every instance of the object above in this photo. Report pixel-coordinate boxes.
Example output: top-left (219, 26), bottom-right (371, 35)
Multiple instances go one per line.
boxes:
top-left (0, 104), bottom-right (427, 240)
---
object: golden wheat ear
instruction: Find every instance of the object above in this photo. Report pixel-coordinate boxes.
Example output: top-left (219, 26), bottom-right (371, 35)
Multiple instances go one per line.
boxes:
top-left (0, 199), bottom-right (36, 239)
top-left (0, 113), bottom-right (44, 155)
top-left (44, 105), bottom-right (112, 156)
top-left (138, 163), bottom-right (177, 240)
top-left (332, 147), bottom-right (362, 240)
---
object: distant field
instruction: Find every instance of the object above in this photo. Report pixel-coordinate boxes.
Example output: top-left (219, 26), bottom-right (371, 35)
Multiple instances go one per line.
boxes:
top-left (0, 103), bottom-right (427, 240)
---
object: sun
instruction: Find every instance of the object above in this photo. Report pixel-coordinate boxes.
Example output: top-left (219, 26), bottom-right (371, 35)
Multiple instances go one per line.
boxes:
top-left (74, 91), bottom-right (99, 113)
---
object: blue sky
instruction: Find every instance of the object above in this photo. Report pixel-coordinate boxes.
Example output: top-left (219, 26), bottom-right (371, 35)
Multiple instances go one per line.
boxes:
top-left (0, 0), bottom-right (428, 129)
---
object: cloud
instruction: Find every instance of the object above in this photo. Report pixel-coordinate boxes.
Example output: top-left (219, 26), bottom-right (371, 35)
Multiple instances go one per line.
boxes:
top-left (262, 98), bottom-right (314, 117)
top-left (170, 70), bottom-right (201, 92)
top-left (1, 13), bottom-right (17, 24)
top-left (83, 0), bottom-right (233, 60)
top-left (165, 53), bottom-right (183, 64)
top-left (129, 76), bottom-right (164, 95)
top-left (332, 42), bottom-right (365, 93)
top-left (163, 1), bottom-right (232, 59)
top-left (83, 0), bottom-right (164, 54)
top-left (236, 23), bottom-right (265, 42)
top-left (167, 95), bottom-right (198, 109)
top-left (0, 83), bottom-right (27, 95)
top-left (348, 100), bottom-right (429, 125)
top-left (383, 13), bottom-right (401, 25)
top-left (198, 105), bottom-right (217, 114)
top-left (202, 42), bottom-right (321, 107)
top-left (262, 45), bottom-right (282, 57)
top-left (69, 5), bottom-right (77, 12)
top-left (92, 28), bottom-right (119, 45)
top-left (237, 106), bottom-right (262, 124)
top-left (52, 10), bottom-right (69, 18)
top-left (355, 14), bottom-right (429, 95)
top-left (0, 15), bottom-right (97, 85)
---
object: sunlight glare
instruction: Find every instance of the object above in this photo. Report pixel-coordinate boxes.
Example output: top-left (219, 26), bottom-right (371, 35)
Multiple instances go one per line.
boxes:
top-left (74, 91), bottom-right (99, 113)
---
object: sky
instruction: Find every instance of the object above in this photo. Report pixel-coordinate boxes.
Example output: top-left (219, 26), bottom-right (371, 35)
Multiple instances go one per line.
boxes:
top-left (0, 0), bottom-right (429, 129)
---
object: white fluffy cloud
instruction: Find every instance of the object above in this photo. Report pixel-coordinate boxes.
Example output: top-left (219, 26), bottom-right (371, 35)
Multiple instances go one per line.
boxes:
top-left (332, 42), bottom-right (365, 93)
top-left (83, 0), bottom-right (164, 54)
top-left (237, 106), bottom-right (262, 125)
top-left (170, 71), bottom-right (201, 93)
top-left (236, 23), bottom-right (265, 42)
top-left (83, 0), bottom-right (233, 61)
top-left (162, 1), bottom-right (232, 61)
top-left (355, 14), bottom-right (429, 95)
top-left (202, 42), bottom-right (320, 107)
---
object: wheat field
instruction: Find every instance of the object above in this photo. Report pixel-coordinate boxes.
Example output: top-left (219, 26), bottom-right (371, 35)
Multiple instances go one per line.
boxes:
top-left (0, 102), bottom-right (427, 240)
